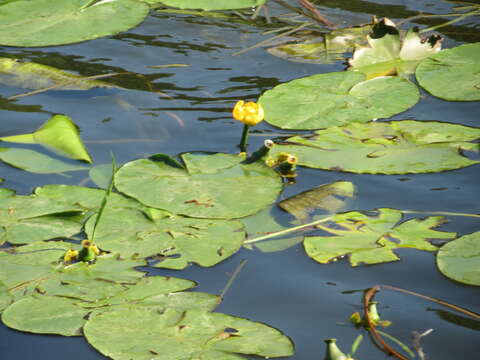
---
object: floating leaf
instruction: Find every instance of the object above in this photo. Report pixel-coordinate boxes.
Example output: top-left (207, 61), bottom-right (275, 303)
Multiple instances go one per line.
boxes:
top-left (0, 194), bottom-right (84, 245)
top-left (0, 148), bottom-right (89, 174)
top-left (1, 115), bottom-right (92, 163)
top-left (269, 121), bottom-right (480, 174)
top-left (0, 241), bottom-right (146, 304)
top-left (0, 187), bottom-right (15, 199)
top-left (416, 42), bottom-right (480, 101)
top-left (348, 18), bottom-right (442, 79)
top-left (115, 153), bottom-right (282, 219)
top-left (85, 205), bottom-right (245, 269)
top-left (2, 276), bottom-right (218, 335)
top-left (0, 0), bottom-right (150, 47)
top-left (437, 231), bottom-right (480, 286)
top-left (258, 71), bottom-right (419, 130)
top-left (151, 0), bottom-right (267, 10)
top-left (0, 281), bottom-right (12, 312)
top-left (0, 58), bottom-right (119, 90)
top-left (267, 25), bottom-right (371, 64)
top-left (278, 181), bottom-right (355, 220)
top-left (304, 208), bottom-right (456, 266)
top-left (89, 164), bottom-right (114, 188)
top-left (84, 307), bottom-right (294, 360)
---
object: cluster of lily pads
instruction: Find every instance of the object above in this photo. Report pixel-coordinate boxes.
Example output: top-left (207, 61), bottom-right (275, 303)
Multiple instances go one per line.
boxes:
top-left (0, 1), bottom-right (479, 359)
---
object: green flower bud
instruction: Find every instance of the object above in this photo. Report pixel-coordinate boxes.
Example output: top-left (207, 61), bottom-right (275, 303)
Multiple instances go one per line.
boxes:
top-left (323, 339), bottom-right (348, 360)
top-left (243, 139), bottom-right (275, 164)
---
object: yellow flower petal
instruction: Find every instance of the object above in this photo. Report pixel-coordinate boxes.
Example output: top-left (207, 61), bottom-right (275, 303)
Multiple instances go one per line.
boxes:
top-left (232, 100), bottom-right (264, 126)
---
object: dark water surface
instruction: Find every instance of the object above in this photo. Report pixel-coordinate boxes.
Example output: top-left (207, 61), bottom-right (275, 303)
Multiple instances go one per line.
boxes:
top-left (1, 1), bottom-right (479, 359)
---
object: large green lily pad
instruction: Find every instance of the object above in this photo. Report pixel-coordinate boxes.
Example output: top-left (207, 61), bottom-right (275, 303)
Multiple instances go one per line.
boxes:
top-left (85, 205), bottom-right (245, 269)
top-left (0, 0), bottom-right (150, 47)
top-left (0, 194), bottom-right (84, 245)
top-left (0, 148), bottom-right (89, 174)
top-left (304, 208), bottom-right (456, 266)
top-left (258, 71), bottom-right (419, 130)
top-left (1, 115), bottom-right (92, 163)
top-left (0, 58), bottom-right (118, 90)
top-left (2, 276), bottom-right (218, 335)
top-left (152, 0), bottom-right (267, 10)
top-left (437, 231), bottom-right (480, 286)
top-left (416, 42), bottom-right (480, 101)
top-left (114, 153), bottom-right (282, 219)
top-left (269, 121), bottom-right (480, 174)
top-left (0, 281), bottom-right (12, 312)
top-left (84, 307), bottom-right (294, 360)
top-left (0, 241), bottom-right (146, 304)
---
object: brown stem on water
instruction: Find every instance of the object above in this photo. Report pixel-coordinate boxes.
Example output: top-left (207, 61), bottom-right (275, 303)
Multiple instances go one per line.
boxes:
top-left (298, 0), bottom-right (336, 28)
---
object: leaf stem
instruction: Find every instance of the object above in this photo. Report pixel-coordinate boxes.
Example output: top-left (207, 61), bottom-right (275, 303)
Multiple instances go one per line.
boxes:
top-left (244, 215), bottom-right (333, 244)
top-left (400, 210), bottom-right (480, 218)
top-left (419, 9), bottom-right (480, 33)
top-left (239, 124), bottom-right (250, 152)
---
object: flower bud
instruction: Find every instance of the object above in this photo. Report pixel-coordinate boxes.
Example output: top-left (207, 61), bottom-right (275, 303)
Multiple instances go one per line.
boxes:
top-left (323, 339), bottom-right (348, 360)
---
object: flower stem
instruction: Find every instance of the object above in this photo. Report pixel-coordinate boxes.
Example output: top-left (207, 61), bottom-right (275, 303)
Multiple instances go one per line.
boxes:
top-left (239, 124), bottom-right (250, 152)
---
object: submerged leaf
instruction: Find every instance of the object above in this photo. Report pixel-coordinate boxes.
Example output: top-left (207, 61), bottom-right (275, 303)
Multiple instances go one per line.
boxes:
top-left (0, 58), bottom-right (119, 90)
top-left (84, 307), bottom-right (294, 360)
top-left (437, 231), bottom-right (480, 286)
top-left (0, 0), bottom-right (150, 47)
top-left (0, 148), bottom-right (89, 174)
top-left (269, 121), bottom-right (480, 174)
top-left (115, 152), bottom-right (282, 219)
top-left (416, 42), bottom-right (480, 101)
top-left (258, 71), bottom-right (419, 130)
top-left (2, 276), bottom-right (218, 335)
top-left (152, 0), bottom-right (267, 11)
top-left (304, 208), bottom-right (456, 266)
top-left (1, 115), bottom-right (92, 163)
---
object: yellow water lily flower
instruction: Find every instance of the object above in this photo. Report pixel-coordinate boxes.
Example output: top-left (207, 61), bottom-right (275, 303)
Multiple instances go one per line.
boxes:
top-left (232, 100), bottom-right (265, 126)
top-left (63, 249), bottom-right (79, 263)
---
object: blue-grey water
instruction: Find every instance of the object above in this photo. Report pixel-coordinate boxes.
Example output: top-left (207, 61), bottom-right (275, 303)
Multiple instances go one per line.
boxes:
top-left (0, 1), bottom-right (479, 359)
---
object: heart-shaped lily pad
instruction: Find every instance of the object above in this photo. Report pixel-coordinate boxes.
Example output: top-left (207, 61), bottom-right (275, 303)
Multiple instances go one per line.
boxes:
top-left (304, 208), bottom-right (456, 266)
top-left (268, 120), bottom-right (480, 174)
top-left (0, 0), bottom-right (150, 47)
top-left (84, 307), bottom-right (294, 360)
top-left (416, 42), bottom-right (480, 101)
top-left (2, 276), bottom-right (218, 335)
top-left (436, 231), bottom-right (480, 286)
top-left (258, 71), bottom-right (419, 130)
top-left (114, 153), bottom-right (282, 219)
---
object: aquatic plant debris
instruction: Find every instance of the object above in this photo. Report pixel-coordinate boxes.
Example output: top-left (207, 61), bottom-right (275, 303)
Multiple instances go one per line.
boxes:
top-left (258, 71), bottom-right (419, 130)
top-left (269, 120), bottom-right (480, 174)
top-left (151, 0), bottom-right (267, 11)
top-left (304, 208), bottom-right (456, 266)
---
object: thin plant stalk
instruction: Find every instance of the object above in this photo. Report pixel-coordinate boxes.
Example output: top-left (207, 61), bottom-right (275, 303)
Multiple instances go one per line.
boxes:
top-left (239, 124), bottom-right (250, 152)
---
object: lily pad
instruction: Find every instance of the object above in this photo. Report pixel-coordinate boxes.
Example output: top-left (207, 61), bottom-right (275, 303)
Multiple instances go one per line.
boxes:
top-left (85, 205), bottom-right (245, 269)
top-left (0, 0), bottom-right (150, 47)
top-left (0, 281), bottom-right (12, 312)
top-left (1, 115), bottom-right (92, 163)
top-left (0, 241), bottom-right (146, 303)
top-left (258, 71), bottom-right (419, 130)
top-left (437, 231), bottom-right (480, 286)
top-left (416, 42), bottom-right (480, 101)
top-left (115, 153), bottom-right (282, 219)
top-left (0, 148), bottom-right (89, 174)
top-left (152, 0), bottom-right (267, 10)
top-left (348, 18), bottom-right (442, 79)
top-left (0, 58), bottom-right (118, 90)
top-left (2, 276), bottom-right (218, 335)
top-left (269, 121), bottom-right (480, 174)
top-left (84, 307), bottom-right (294, 360)
top-left (304, 208), bottom-right (456, 266)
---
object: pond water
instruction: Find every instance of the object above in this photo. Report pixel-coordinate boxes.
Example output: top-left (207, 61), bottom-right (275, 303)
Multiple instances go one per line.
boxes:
top-left (0, 1), bottom-right (479, 359)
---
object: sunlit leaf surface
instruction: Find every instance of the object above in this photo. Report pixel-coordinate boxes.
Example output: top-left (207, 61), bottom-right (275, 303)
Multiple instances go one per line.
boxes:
top-left (1, 115), bottom-right (93, 163)
top-left (258, 71), bottom-right (419, 130)
top-left (84, 307), bottom-right (294, 360)
top-left (0, 0), bottom-right (150, 47)
top-left (416, 42), bottom-right (480, 101)
top-left (269, 121), bottom-right (480, 174)
top-left (437, 231), bottom-right (480, 286)
top-left (151, 0), bottom-right (267, 10)
top-left (304, 208), bottom-right (456, 266)
top-left (115, 153), bottom-right (282, 219)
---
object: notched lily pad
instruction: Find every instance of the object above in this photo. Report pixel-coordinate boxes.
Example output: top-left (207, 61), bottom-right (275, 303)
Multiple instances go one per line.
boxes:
top-left (84, 307), bottom-right (294, 360)
top-left (114, 152), bottom-right (282, 219)
top-left (258, 71), bottom-right (419, 130)
top-left (269, 121), bottom-right (480, 174)
top-left (416, 42), bottom-right (480, 101)
top-left (348, 17), bottom-right (442, 79)
top-left (1, 115), bottom-right (92, 163)
top-left (437, 231), bottom-right (480, 286)
top-left (304, 208), bottom-right (456, 266)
